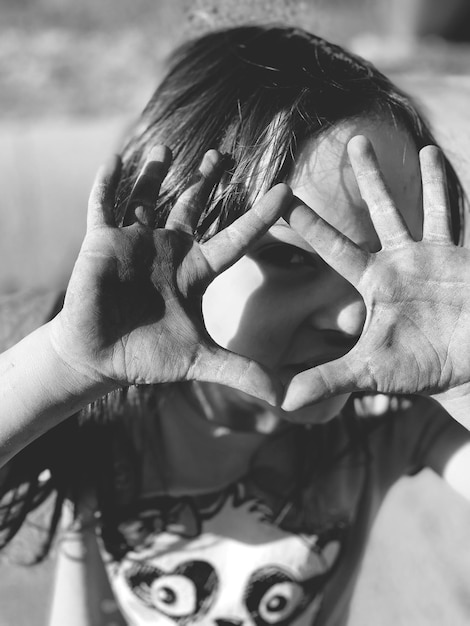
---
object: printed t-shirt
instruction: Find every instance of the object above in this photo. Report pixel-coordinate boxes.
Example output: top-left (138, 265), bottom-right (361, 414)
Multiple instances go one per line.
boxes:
top-left (91, 388), bottom-right (461, 626)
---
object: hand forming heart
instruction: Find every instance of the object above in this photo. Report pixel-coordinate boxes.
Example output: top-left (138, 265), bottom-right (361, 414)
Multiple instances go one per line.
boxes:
top-left (283, 136), bottom-right (470, 411)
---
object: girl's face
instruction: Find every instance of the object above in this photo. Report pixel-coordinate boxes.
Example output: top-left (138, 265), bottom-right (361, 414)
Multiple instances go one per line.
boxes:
top-left (202, 117), bottom-right (422, 424)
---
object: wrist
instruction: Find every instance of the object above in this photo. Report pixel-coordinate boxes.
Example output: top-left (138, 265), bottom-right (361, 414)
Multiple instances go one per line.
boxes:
top-left (46, 313), bottom-right (119, 392)
top-left (45, 319), bottom-right (119, 399)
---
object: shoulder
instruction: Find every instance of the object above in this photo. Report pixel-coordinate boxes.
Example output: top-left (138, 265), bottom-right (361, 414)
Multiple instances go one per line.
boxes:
top-left (354, 393), bottom-right (449, 430)
top-left (0, 289), bottom-right (64, 352)
top-left (353, 394), bottom-right (470, 476)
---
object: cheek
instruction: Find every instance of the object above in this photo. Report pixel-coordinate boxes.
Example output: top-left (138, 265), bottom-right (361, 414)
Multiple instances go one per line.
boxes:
top-left (202, 257), bottom-right (264, 350)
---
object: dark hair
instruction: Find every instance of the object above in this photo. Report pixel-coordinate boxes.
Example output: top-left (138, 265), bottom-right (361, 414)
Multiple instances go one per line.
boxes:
top-left (1, 24), bottom-right (466, 561)
top-left (116, 24), bottom-right (464, 242)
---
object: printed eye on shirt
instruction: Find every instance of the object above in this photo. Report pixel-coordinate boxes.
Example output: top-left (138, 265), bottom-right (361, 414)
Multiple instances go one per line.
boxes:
top-left (99, 483), bottom-right (346, 626)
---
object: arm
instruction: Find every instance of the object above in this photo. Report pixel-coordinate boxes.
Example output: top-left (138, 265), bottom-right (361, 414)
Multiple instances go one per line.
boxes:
top-left (48, 501), bottom-right (125, 626)
top-left (431, 392), bottom-right (470, 432)
top-left (442, 443), bottom-right (470, 500)
top-left (0, 147), bottom-right (291, 468)
top-left (426, 430), bottom-right (470, 500)
top-left (0, 323), bottom-right (115, 468)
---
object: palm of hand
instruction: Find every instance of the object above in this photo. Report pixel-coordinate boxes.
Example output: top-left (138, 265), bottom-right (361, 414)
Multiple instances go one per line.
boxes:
top-left (61, 224), bottom-right (212, 384)
top-left (352, 243), bottom-right (470, 395)
top-left (283, 138), bottom-right (470, 410)
top-left (50, 148), bottom-right (291, 404)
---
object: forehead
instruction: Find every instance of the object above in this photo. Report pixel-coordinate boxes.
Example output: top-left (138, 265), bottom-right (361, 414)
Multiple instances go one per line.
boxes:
top-left (287, 117), bottom-right (422, 249)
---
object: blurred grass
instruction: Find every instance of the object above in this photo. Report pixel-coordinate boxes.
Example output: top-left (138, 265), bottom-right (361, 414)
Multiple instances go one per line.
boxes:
top-left (0, 0), bottom-right (185, 118)
top-left (2, 0), bottom-right (470, 119)
top-left (2, 0), bottom-right (470, 120)
top-left (0, 0), bottom-right (393, 119)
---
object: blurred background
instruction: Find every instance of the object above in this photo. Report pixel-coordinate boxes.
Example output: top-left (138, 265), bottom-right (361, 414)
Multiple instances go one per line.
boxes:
top-left (1, 0), bottom-right (470, 624)
top-left (2, 0), bottom-right (470, 293)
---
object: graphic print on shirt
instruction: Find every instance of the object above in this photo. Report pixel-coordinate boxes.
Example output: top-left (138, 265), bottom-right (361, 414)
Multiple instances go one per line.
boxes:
top-left (102, 484), bottom-right (346, 625)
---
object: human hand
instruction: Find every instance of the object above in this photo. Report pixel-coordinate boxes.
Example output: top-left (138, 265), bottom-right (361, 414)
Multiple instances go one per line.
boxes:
top-left (282, 136), bottom-right (470, 411)
top-left (49, 147), bottom-right (292, 404)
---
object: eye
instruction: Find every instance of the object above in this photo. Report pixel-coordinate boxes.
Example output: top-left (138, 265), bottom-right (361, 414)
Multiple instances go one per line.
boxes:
top-left (150, 575), bottom-right (197, 617)
top-left (257, 244), bottom-right (315, 269)
top-left (257, 581), bottom-right (303, 624)
top-left (124, 560), bottom-right (217, 618)
top-left (245, 568), bottom-right (308, 625)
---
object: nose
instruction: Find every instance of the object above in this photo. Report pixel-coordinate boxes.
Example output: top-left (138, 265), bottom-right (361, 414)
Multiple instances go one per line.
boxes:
top-left (215, 620), bottom-right (243, 626)
top-left (307, 274), bottom-right (366, 337)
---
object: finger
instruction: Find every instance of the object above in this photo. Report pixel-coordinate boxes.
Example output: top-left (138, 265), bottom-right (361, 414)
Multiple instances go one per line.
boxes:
top-left (348, 135), bottom-right (411, 248)
top-left (166, 150), bottom-right (225, 234)
top-left (285, 197), bottom-right (369, 286)
top-left (188, 345), bottom-right (283, 406)
top-left (420, 145), bottom-right (453, 243)
top-left (122, 145), bottom-right (172, 227)
top-left (87, 154), bottom-right (121, 230)
top-left (201, 183), bottom-right (293, 275)
top-left (282, 351), bottom-right (368, 411)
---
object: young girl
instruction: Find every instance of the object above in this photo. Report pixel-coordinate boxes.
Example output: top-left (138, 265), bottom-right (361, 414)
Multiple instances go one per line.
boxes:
top-left (1, 25), bottom-right (470, 626)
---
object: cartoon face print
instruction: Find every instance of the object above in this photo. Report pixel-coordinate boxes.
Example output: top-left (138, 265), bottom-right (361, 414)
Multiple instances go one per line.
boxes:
top-left (124, 561), bottom-right (325, 625)
top-left (104, 488), bottom-right (342, 625)
top-left (125, 559), bottom-right (218, 623)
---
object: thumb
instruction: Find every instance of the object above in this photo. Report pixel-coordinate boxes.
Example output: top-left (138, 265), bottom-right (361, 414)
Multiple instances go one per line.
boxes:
top-left (282, 351), bottom-right (368, 411)
top-left (188, 345), bottom-right (283, 406)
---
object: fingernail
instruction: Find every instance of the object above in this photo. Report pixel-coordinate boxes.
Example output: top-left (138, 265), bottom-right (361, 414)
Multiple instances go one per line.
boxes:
top-left (134, 205), bottom-right (155, 228)
top-left (148, 145), bottom-right (172, 166)
top-left (190, 150), bottom-right (226, 185)
top-left (200, 149), bottom-right (223, 173)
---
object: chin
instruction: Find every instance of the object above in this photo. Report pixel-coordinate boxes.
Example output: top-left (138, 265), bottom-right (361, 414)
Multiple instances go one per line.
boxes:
top-left (278, 394), bottom-right (350, 425)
